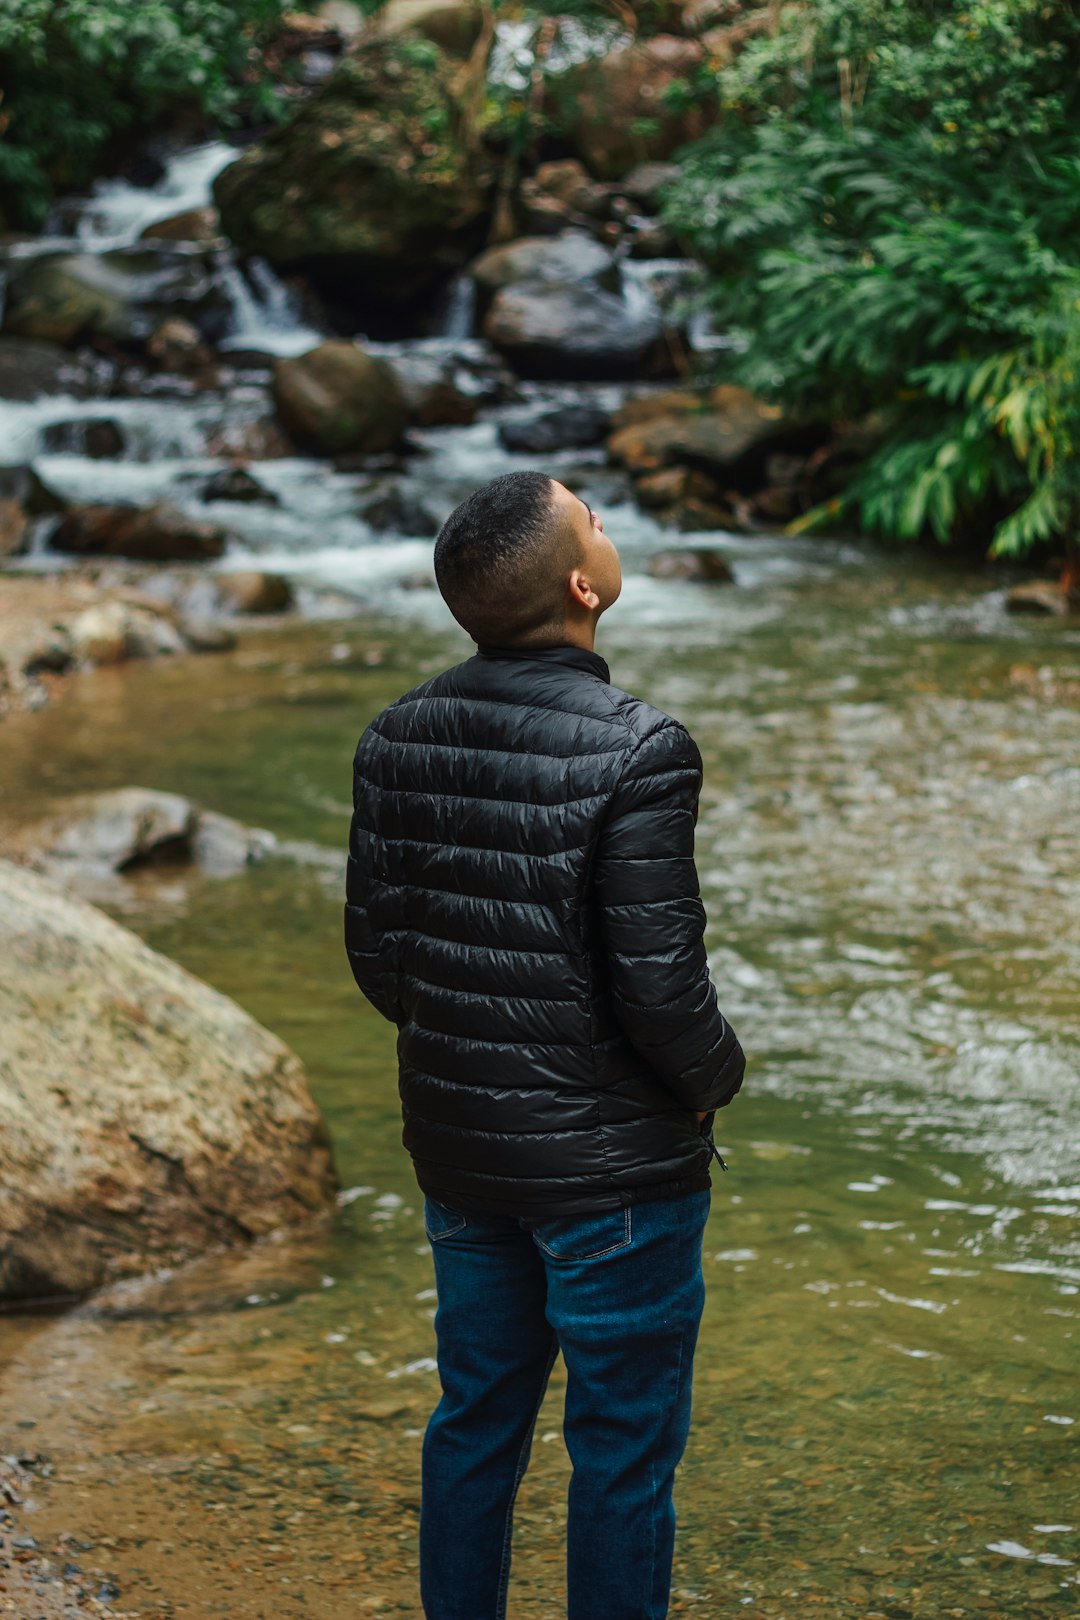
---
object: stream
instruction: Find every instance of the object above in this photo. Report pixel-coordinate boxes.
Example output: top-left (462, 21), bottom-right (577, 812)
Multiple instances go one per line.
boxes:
top-left (0, 140), bottom-right (1078, 1620)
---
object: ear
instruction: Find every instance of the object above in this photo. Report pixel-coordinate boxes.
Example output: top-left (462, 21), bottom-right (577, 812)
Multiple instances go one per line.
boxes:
top-left (568, 566), bottom-right (600, 612)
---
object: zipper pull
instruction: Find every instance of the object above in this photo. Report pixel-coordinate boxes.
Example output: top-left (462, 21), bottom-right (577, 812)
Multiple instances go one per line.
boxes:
top-left (706, 1137), bottom-right (728, 1172)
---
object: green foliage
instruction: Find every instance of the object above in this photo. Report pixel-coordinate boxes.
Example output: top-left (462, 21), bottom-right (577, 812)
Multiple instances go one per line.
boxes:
top-left (0, 0), bottom-right (289, 228)
top-left (663, 0), bottom-right (1080, 558)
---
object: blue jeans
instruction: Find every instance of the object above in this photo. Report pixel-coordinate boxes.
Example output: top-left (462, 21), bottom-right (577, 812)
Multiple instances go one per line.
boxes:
top-left (418, 1187), bottom-right (712, 1620)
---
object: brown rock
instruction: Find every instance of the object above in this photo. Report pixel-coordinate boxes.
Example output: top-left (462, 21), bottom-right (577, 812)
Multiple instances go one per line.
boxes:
top-left (146, 316), bottom-right (214, 373)
top-left (610, 388), bottom-right (706, 429)
top-left (273, 341), bottom-right (407, 455)
top-left (50, 502), bottom-right (229, 561)
top-left (0, 499), bottom-right (28, 557)
top-left (0, 857), bottom-right (338, 1300)
top-left (214, 571), bottom-right (295, 614)
top-left (205, 415), bottom-right (293, 461)
top-left (634, 465), bottom-right (717, 510)
top-left (646, 547), bottom-right (734, 582)
top-left (533, 160), bottom-right (612, 219)
top-left (608, 387), bottom-right (826, 485)
top-left (1005, 580), bottom-right (1074, 616)
top-left (140, 206), bottom-right (223, 244)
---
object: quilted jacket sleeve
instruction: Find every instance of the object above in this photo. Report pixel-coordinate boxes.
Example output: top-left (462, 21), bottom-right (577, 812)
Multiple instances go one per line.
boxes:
top-left (592, 720), bottom-right (746, 1113)
top-left (343, 753), bottom-right (404, 1028)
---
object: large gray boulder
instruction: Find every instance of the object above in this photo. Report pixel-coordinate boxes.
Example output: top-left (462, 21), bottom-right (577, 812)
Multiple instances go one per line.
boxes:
top-left (469, 230), bottom-right (618, 296)
top-left (483, 279), bottom-right (674, 381)
top-left (0, 858), bottom-right (338, 1300)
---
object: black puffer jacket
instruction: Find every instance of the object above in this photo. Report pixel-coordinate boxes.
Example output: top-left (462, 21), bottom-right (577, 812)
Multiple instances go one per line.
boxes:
top-left (344, 641), bottom-right (745, 1218)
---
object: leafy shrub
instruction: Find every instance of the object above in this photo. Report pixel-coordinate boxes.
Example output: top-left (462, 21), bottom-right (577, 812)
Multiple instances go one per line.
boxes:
top-left (662, 0), bottom-right (1080, 558)
top-left (0, 0), bottom-right (290, 228)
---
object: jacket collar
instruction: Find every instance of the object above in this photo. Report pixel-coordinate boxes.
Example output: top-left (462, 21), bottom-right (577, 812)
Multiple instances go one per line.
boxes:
top-left (475, 641), bottom-right (611, 685)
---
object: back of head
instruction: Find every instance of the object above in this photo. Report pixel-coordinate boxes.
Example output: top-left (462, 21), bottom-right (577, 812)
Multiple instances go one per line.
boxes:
top-left (433, 470), bottom-right (584, 645)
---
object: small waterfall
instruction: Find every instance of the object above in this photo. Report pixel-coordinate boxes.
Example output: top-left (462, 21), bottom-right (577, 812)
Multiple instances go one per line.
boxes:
top-left (618, 255), bottom-right (735, 353)
top-left (434, 271), bottom-right (477, 341)
top-left (65, 142), bottom-right (238, 251)
top-left (218, 257), bottom-right (324, 358)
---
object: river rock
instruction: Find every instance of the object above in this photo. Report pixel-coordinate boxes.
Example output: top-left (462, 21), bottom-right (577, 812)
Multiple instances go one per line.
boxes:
top-left (1005, 579), bottom-right (1075, 616)
top-left (39, 417), bottom-right (125, 458)
top-left (483, 279), bottom-right (672, 381)
top-left (9, 787), bottom-right (281, 880)
top-left (531, 160), bottom-right (613, 220)
top-left (68, 599), bottom-right (188, 663)
top-left (634, 464), bottom-right (718, 509)
top-left (273, 341), bottom-right (407, 455)
top-left (213, 38), bottom-right (495, 315)
top-left (50, 502), bottom-right (229, 561)
top-left (13, 788), bottom-right (196, 873)
top-left (0, 500), bottom-right (28, 557)
top-left (389, 350), bottom-right (477, 427)
top-left (608, 385), bottom-right (828, 486)
top-left (2, 249), bottom-right (228, 349)
top-left (178, 616), bottom-right (239, 652)
top-left (470, 230), bottom-right (618, 296)
top-left (146, 316), bottom-right (215, 374)
top-left (201, 466), bottom-right (279, 504)
top-left (0, 337), bottom-right (94, 400)
top-left (360, 485), bottom-right (440, 535)
top-left (498, 404), bottom-right (611, 453)
top-left (0, 857), bottom-right (337, 1300)
top-left (205, 414), bottom-right (294, 461)
top-left (615, 161), bottom-right (681, 211)
top-left (140, 206), bottom-right (223, 244)
top-left (646, 546), bottom-right (734, 582)
top-left (545, 35), bottom-right (715, 180)
top-left (214, 571), bottom-right (295, 613)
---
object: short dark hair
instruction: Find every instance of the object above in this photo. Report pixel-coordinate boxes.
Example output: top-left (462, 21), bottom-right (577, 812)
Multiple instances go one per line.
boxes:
top-left (433, 471), bottom-right (584, 645)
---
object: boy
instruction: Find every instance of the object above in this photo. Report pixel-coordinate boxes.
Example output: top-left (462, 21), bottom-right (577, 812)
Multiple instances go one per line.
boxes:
top-left (344, 469), bottom-right (746, 1619)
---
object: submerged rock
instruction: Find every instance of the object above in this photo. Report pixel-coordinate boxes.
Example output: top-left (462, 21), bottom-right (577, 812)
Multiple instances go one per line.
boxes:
top-left (213, 38), bottom-right (495, 316)
top-left (0, 857), bottom-right (337, 1300)
top-left (273, 341), bottom-right (407, 455)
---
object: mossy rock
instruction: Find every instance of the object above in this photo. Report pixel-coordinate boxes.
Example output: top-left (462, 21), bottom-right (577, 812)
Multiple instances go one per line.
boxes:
top-left (213, 37), bottom-right (495, 316)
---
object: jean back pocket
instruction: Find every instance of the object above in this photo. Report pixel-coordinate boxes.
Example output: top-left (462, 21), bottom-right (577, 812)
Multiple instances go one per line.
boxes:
top-left (423, 1197), bottom-right (467, 1242)
top-left (531, 1205), bottom-right (632, 1261)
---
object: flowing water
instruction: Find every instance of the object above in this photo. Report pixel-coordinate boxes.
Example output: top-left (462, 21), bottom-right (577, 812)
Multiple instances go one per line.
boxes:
top-left (1, 147), bottom-right (1078, 1620)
